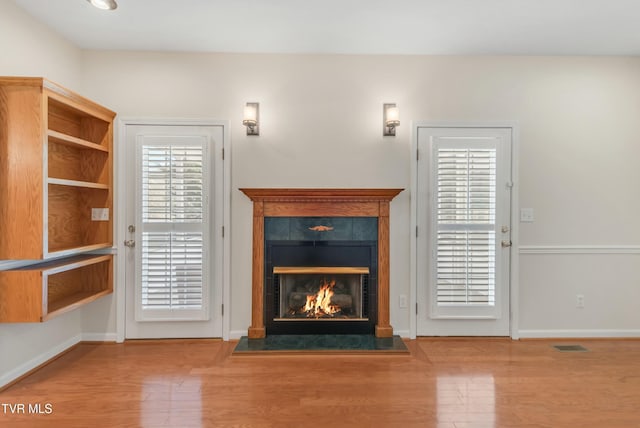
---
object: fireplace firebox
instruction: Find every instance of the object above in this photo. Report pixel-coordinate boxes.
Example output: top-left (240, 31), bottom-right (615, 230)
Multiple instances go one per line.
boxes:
top-left (266, 240), bottom-right (377, 335)
top-left (275, 267), bottom-right (368, 320)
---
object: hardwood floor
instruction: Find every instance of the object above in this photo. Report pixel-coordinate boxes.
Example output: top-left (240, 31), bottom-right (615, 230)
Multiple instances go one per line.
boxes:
top-left (1, 338), bottom-right (640, 427)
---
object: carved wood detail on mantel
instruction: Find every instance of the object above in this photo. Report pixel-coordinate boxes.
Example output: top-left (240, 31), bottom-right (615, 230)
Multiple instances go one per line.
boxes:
top-left (240, 188), bottom-right (403, 339)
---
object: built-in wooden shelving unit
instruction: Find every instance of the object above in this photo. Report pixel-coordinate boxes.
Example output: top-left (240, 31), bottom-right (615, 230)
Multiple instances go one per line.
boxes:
top-left (0, 77), bottom-right (116, 322)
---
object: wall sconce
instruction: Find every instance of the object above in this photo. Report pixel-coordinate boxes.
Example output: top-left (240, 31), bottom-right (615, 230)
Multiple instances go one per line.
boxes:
top-left (87, 0), bottom-right (118, 10)
top-left (242, 102), bottom-right (260, 136)
top-left (383, 103), bottom-right (400, 136)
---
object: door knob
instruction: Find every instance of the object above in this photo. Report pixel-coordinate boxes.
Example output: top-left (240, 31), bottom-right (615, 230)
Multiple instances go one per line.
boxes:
top-left (124, 240), bottom-right (136, 248)
top-left (501, 240), bottom-right (512, 248)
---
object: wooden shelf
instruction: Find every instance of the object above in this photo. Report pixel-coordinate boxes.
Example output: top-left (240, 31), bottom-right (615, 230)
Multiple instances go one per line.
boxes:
top-left (47, 185), bottom-right (111, 254)
top-left (47, 243), bottom-right (113, 259)
top-left (45, 289), bottom-right (112, 321)
top-left (0, 254), bottom-right (113, 323)
top-left (0, 77), bottom-right (115, 260)
top-left (30, 254), bottom-right (112, 274)
top-left (48, 130), bottom-right (109, 152)
top-left (48, 178), bottom-right (109, 190)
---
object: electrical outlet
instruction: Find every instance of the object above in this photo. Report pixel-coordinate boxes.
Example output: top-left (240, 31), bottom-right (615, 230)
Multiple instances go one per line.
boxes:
top-left (91, 208), bottom-right (109, 221)
top-left (576, 294), bottom-right (585, 309)
top-left (399, 294), bottom-right (408, 309)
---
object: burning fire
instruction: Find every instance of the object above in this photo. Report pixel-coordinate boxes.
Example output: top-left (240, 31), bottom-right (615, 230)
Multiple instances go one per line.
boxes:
top-left (303, 278), bottom-right (340, 317)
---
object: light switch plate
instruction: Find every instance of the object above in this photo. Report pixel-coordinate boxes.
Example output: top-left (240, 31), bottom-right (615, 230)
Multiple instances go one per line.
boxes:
top-left (91, 208), bottom-right (109, 221)
top-left (520, 208), bottom-right (534, 223)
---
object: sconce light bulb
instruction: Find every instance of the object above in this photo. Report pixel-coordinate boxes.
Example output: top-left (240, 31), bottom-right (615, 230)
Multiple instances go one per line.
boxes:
top-left (386, 106), bottom-right (400, 124)
top-left (88, 0), bottom-right (118, 10)
top-left (243, 104), bottom-right (257, 124)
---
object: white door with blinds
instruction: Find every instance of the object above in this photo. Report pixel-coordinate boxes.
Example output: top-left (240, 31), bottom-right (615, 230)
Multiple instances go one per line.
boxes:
top-left (124, 124), bottom-right (224, 339)
top-left (416, 127), bottom-right (512, 336)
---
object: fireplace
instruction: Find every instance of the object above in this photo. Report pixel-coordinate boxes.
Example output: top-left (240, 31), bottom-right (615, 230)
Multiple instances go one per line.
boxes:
top-left (240, 188), bottom-right (402, 338)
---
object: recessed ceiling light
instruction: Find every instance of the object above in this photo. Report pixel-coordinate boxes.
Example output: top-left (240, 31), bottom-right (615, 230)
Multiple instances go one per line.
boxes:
top-left (87, 0), bottom-right (118, 10)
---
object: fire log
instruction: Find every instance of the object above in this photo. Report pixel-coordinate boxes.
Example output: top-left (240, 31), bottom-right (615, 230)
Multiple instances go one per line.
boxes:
top-left (288, 292), bottom-right (353, 309)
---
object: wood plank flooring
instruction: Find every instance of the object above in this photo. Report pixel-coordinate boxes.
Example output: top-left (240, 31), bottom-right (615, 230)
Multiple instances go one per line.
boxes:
top-left (1, 338), bottom-right (640, 427)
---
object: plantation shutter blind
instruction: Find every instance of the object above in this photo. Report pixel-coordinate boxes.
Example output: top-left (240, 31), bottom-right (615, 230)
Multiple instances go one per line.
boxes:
top-left (435, 144), bottom-right (497, 307)
top-left (137, 139), bottom-right (210, 321)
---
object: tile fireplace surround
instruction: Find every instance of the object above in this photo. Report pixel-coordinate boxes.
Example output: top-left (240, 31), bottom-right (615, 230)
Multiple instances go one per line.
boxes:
top-left (240, 188), bottom-right (403, 339)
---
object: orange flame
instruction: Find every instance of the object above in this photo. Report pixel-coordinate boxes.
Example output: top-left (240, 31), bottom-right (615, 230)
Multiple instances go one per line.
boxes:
top-left (303, 278), bottom-right (339, 317)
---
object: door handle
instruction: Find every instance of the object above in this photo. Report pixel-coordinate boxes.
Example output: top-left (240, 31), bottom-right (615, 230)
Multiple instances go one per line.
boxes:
top-left (501, 240), bottom-right (512, 248)
top-left (124, 240), bottom-right (136, 248)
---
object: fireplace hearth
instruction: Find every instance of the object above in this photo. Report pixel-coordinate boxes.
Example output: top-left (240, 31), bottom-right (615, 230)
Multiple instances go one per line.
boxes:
top-left (240, 188), bottom-right (403, 339)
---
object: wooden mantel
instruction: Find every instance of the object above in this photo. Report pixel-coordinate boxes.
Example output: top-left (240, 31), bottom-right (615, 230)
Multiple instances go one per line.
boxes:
top-left (240, 188), bottom-right (403, 339)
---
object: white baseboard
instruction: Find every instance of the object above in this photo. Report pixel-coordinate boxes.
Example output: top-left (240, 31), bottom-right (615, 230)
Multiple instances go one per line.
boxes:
top-left (394, 329), bottom-right (411, 338)
top-left (0, 334), bottom-right (82, 389)
top-left (1, 333), bottom-right (120, 388)
top-left (229, 330), bottom-right (246, 340)
top-left (518, 329), bottom-right (640, 339)
top-left (81, 332), bottom-right (118, 342)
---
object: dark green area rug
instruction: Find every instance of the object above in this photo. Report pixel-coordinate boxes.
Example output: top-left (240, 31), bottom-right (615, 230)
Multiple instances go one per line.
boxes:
top-left (233, 334), bottom-right (409, 354)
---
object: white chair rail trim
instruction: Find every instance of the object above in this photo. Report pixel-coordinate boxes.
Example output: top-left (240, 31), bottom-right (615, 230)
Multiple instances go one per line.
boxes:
top-left (519, 245), bottom-right (640, 255)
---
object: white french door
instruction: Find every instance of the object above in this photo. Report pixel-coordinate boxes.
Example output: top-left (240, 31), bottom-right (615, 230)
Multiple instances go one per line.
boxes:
top-left (416, 127), bottom-right (512, 336)
top-left (123, 124), bottom-right (224, 339)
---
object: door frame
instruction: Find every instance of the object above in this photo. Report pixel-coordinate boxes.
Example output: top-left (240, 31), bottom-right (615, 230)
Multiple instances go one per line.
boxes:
top-left (115, 118), bottom-right (231, 342)
top-left (410, 121), bottom-right (520, 339)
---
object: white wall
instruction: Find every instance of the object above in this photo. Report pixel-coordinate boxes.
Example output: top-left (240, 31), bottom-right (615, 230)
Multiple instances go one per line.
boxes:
top-left (0, 0), bottom-right (87, 387)
top-left (80, 52), bottom-right (640, 339)
top-left (0, 0), bottom-right (81, 87)
top-left (512, 57), bottom-right (640, 337)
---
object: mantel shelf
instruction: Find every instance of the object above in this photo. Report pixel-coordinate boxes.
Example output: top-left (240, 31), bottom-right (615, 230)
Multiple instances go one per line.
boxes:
top-left (240, 188), bottom-right (403, 202)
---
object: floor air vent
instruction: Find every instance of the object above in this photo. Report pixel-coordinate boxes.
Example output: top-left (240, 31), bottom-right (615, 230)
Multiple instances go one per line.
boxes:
top-left (553, 345), bottom-right (588, 352)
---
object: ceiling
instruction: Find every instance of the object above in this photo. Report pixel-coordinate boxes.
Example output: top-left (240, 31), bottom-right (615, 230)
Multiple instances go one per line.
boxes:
top-left (11, 0), bottom-right (640, 55)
